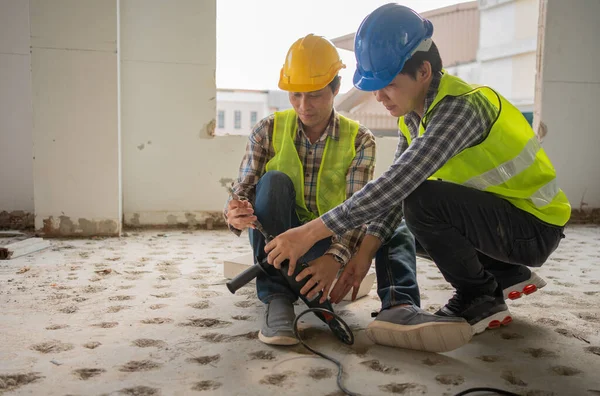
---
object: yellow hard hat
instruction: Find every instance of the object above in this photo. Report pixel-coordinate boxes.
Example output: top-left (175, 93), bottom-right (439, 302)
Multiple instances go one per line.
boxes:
top-left (278, 34), bottom-right (346, 92)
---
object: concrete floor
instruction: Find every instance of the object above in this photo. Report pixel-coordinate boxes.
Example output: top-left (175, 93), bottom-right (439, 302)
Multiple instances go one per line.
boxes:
top-left (0, 226), bottom-right (599, 396)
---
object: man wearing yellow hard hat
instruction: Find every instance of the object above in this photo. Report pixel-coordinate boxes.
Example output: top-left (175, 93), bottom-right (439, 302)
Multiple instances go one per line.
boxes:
top-left (225, 34), bottom-right (430, 347)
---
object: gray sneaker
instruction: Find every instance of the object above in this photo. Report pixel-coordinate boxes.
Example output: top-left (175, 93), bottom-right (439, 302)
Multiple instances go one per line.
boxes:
top-left (258, 298), bottom-right (299, 346)
top-left (366, 305), bottom-right (473, 353)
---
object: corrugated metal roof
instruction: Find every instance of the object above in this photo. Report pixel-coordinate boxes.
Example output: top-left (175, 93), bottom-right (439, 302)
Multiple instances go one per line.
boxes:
top-left (423, 1), bottom-right (479, 66)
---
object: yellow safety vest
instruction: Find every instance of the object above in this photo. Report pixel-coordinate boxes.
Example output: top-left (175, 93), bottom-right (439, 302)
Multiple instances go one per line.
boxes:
top-left (398, 72), bottom-right (571, 226)
top-left (265, 109), bottom-right (359, 223)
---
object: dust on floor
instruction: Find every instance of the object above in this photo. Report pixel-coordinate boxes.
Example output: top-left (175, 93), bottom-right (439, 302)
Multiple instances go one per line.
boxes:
top-left (0, 227), bottom-right (599, 395)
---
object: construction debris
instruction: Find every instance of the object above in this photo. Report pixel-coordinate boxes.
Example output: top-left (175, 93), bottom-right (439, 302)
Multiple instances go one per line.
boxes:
top-left (0, 232), bottom-right (50, 260)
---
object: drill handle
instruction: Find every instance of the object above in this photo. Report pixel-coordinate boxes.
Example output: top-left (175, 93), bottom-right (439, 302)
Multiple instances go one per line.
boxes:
top-left (226, 262), bottom-right (264, 294)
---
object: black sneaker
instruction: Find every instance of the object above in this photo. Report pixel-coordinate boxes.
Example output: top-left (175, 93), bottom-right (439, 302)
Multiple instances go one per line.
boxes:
top-left (435, 289), bottom-right (512, 334)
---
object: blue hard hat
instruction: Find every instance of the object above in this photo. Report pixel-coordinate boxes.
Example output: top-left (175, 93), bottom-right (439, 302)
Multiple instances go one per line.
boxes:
top-left (353, 3), bottom-right (434, 91)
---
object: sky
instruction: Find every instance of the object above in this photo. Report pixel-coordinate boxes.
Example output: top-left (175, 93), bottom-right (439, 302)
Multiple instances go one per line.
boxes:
top-left (216, 0), bottom-right (471, 94)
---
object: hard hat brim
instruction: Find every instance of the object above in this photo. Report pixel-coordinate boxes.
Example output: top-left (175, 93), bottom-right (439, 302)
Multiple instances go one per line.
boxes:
top-left (278, 80), bottom-right (330, 93)
top-left (353, 69), bottom-right (394, 92)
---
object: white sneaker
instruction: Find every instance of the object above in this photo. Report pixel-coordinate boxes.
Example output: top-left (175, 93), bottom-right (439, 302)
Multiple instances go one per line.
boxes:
top-left (503, 271), bottom-right (547, 301)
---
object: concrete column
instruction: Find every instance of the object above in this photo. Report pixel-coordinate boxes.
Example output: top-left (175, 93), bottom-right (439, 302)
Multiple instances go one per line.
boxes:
top-left (536, 0), bottom-right (600, 217)
top-left (121, 0), bottom-right (234, 228)
top-left (30, 0), bottom-right (121, 236)
top-left (0, 0), bottom-right (34, 229)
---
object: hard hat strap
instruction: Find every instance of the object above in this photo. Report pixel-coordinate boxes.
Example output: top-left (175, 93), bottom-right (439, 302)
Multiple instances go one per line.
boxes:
top-left (411, 38), bottom-right (433, 55)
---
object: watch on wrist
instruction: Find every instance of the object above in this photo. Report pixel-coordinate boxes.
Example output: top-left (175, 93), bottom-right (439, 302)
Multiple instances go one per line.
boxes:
top-left (331, 254), bottom-right (345, 267)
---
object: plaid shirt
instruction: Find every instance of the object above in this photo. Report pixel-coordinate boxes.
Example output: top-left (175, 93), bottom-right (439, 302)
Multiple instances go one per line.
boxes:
top-left (225, 110), bottom-right (376, 265)
top-left (324, 72), bottom-right (496, 243)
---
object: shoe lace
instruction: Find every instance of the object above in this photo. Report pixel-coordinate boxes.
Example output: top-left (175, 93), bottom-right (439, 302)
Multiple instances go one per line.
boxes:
top-left (446, 290), bottom-right (483, 313)
top-left (446, 290), bottom-right (495, 314)
top-left (446, 291), bottom-right (468, 313)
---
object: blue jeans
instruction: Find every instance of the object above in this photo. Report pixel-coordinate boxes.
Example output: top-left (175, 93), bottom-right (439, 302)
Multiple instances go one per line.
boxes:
top-left (250, 171), bottom-right (420, 309)
top-left (250, 171), bottom-right (331, 304)
top-left (375, 220), bottom-right (420, 309)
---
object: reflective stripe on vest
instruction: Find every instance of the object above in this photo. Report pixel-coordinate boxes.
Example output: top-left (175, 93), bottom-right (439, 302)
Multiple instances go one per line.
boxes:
top-left (266, 109), bottom-right (359, 222)
top-left (398, 72), bottom-right (571, 226)
top-left (462, 136), bottom-right (558, 208)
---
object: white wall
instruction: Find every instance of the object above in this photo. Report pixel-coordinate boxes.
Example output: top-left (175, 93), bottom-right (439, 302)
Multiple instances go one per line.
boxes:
top-left (537, 0), bottom-right (600, 210)
top-left (479, 0), bottom-right (515, 50)
top-left (479, 56), bottom-right (514, 99)
top-left (30, 0), bottom-right (120, 235)
top-left (0, 0), bottom-right (34, 213)
top-left (445, 61), bottom-right (481, 85)
top-left (121, 0), bottom-right (224, 227)
top-left (373, 137), bottom-right (397, 178)
top-left (511, 52), bottom-right (536, 108)
top-left (478, 0), bottom-right (538, 108)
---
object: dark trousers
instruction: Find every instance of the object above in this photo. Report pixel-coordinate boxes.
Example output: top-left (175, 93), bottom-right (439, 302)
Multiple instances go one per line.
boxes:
top-left (404, 180), bottom-right (565, 296)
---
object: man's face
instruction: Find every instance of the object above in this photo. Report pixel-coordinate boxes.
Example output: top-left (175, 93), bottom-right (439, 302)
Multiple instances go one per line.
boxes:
top-left (289, 85), bottom-right (337, 128)
top-left (373, 73), bottom-right (424, 117)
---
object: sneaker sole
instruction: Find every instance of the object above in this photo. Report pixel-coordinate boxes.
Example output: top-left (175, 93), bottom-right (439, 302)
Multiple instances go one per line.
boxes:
top-left (365, 320), bottom-right (473, 353)
top-left (471, 310), bottom-right (512, 334)
top-left (503, 272), bottom-right (547, 301)
top-left (258, 331), bottom-right (299, 346)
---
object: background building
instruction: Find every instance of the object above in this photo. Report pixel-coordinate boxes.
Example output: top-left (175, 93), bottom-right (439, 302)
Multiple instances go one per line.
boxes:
top-left (215, 89), bottom-right (291, 136)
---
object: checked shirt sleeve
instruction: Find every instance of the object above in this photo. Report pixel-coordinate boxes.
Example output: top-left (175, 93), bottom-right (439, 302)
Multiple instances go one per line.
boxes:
top-left (321, 94), bottom-right (493, 239)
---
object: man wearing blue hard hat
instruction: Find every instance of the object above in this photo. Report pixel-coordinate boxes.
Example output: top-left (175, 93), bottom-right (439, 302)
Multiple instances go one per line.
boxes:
top-left (264, 3), bottom-right (570, 352)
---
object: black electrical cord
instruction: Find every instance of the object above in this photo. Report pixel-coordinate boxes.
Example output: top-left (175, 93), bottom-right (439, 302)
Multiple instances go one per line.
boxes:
top-left (292, 308), bottom-right (359, 396)
top-left (292, 308), bottom-right (522, 396)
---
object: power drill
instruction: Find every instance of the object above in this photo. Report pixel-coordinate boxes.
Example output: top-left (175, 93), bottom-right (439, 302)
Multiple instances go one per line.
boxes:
top-left (225, 217), bottom-right (352, 345)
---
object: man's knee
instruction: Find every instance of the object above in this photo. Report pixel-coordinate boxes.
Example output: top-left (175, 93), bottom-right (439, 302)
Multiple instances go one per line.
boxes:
top-left (258, 171), bottom-right (294, 194)
top-left (261, 170), bottom-right (292, 184)
top-left (256, 171), bottom-right (295, 203)
top-left (254, 171), bottom-right (296, 222)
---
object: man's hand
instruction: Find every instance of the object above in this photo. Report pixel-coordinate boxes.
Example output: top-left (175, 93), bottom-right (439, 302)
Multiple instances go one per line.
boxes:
top-left (264, 225), bottom-right (313, 275)
top-left (265, 218), bottom-right (332, 276)
top-left (330, 234), bottom-right (381, 303)
top-left (329, 251), bottom-right (373, 303)
top-left (296, 255), bottom-right (342, 303)
top-left (225, 199), bottom-right (257, 230)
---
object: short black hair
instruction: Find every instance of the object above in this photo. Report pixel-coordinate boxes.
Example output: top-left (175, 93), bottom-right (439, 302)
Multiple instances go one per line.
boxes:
top-left (400, 41), bottom-right (443, 79)
top-left (328, 75), bottom-right (341, 93)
